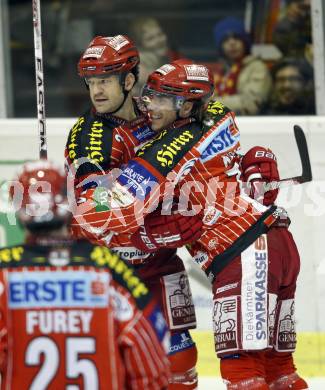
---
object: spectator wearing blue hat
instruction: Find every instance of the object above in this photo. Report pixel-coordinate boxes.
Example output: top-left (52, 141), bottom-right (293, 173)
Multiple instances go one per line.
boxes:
top-left (212, 17), bottom-right (272, 115)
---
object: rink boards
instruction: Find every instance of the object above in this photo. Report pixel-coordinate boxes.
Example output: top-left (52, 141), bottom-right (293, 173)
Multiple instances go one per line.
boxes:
top-left (192, 330), bottom-right (325, 378)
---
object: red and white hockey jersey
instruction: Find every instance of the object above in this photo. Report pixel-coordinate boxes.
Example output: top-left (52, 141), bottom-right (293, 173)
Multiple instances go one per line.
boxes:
top-left (0, 239), bottom-right (170, 389)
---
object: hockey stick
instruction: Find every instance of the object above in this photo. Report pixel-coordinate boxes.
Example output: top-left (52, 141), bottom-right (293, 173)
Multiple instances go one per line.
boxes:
top-left (264, 125), bottom-right (312, 191)
top-left (32, 0), bottom-right (47, 159)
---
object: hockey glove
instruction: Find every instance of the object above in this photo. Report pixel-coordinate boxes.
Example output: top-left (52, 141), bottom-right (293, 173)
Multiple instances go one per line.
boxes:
top-left (130, 209), bottom-right (203, 252)
top-left (241, 146), bottom-right (280, 206)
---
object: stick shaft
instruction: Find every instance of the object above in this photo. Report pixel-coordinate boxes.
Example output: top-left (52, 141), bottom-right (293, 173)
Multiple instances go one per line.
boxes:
top-left (32, 0), bottom-right (47, 159)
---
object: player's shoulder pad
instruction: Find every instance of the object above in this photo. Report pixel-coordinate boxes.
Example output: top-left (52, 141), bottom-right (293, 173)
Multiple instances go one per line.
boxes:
top-left (66, 109), bottom-right (93, 158)
top-left (88, 245), bottom-right (151, 309)
top-left (136, 121), bottom-right (202, 176)
top-left (68, 109), bottom-right (93, 135)
top-left (205, 100), bottom-right (232, 118)
top-left (202, 100), bottom-right (233, 133)
top-left (0, 242), bottom-right (147, 305)
top-left (0, 240), bottom-right (93, 268)
top-left (0, 244), bottom-right (26, 267)
top-left (66, 109), bottom-right (117, 174)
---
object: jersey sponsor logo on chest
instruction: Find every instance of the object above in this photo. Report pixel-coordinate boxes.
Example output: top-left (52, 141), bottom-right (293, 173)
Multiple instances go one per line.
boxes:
top-left (198, 117), bottom-right (239, 163)
top-left (118, 160), bottom-right (158, 199)
top-left (8, 270), bottom-right (110, 308)
top-left (156, 130), bottom-right (194, 168)
top-left (132, 125), bottom-right (155, 142)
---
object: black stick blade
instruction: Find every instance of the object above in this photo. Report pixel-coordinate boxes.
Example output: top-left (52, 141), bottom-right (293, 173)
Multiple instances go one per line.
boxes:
top-left (294, 125), bottom-right (312, 183)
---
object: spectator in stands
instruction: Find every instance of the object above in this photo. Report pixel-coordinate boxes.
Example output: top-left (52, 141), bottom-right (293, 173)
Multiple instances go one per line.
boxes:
top-left (129, 17), bottom-right (183, 95)
top-left (273, 0), bottom-right (312, 60)
top-left (262, 57), bottom-right (315, 115)
top-left (212, 17), bottom-right (272, 115)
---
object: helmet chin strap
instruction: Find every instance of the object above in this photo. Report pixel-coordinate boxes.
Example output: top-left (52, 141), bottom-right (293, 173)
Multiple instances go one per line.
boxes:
top-left (108, 73), bottom-right (130, 115)
top-left (108, 89), bottom-right (129, 115)
top-left (175, 99), bottom-right (185, 120)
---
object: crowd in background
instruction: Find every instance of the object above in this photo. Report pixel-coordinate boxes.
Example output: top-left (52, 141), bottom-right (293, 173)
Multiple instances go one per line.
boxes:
top-left (7, 0), bottom-right (315, 117)
top-left (208, 0), bottom-right (314, 116)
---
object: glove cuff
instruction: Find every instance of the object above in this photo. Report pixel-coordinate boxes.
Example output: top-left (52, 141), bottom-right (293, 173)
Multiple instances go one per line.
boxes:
top-left (130, 225), bottom-right (158, 252)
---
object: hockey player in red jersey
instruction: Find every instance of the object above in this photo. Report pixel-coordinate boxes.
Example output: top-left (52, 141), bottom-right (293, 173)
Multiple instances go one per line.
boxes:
top-left (71, 59), bottom-right (310, 389)
top-left (72, 60), bottom-right (278, 266)
top-left (66, 36), bottom-right (201, 389)
top-left (210, 146), bottom-right (308, 390)
top-left (65, 35), bottom-right (154, 185)
top-left (0, 160), bottom-right (170, 390)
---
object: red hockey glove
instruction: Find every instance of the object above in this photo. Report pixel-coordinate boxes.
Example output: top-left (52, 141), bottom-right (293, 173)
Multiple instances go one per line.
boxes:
top-left (241, 146), bottom-right (280, 206)
top-left (130, 210), bottom-right (203, 252)
top-left (70, 186), bottom-right (111, 238)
